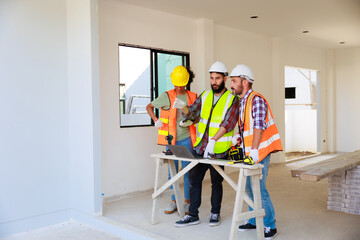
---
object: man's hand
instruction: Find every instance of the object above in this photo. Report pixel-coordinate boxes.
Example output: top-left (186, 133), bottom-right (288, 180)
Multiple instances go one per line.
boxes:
top-left (154, 119), bottom-right (163, 128)
top-left (232, 133), bottom-right (240, 146)
top-left (179, 119), bottom-right (193, 127)
top-left (204, 138), bottom-right (216, 158)
top-left (249, 148), bottom-right (259, 163)
top-left (173, 98), bottom-right (186, 109)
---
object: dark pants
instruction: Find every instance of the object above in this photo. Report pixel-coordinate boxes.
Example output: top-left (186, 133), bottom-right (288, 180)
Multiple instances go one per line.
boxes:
top-left (188, 163), bottom-right (224, 217)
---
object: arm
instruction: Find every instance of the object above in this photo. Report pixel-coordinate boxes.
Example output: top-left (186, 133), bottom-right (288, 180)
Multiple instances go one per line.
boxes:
top-left (146, 103), bottom-right (158, 122)
top-left (249, 95), bottom-right (267, 161)
top-left (251, 95), bottom-right (267, 149)
top-left (181, 95), bottom-right (202, 120)
top-left (219, 97), bottom-right (240, 133)
top-left (181, 106), bottom-right (190, 115)
top-left (252, 128), bottom-right (264, 149)
top-left (211, 126), bottom-right (227, 141)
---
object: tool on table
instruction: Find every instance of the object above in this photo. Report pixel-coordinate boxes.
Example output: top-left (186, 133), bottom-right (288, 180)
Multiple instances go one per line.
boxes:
top-left (229, 144), bottom-right (243, 161)
top-left (163, 135), bottom-right (174, 155)
top-left (228, 156), bottom-right (254, 165)
top-left (227, 143), bottom-right (254, 165)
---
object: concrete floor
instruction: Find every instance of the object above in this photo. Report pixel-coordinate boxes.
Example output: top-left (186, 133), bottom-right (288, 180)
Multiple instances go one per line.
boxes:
top-left (3, 154), bottom-right (360, 240)
top-left (104, 154), bottom-right (360, 240)
top-left (1, 220), bottom-right (121, 240)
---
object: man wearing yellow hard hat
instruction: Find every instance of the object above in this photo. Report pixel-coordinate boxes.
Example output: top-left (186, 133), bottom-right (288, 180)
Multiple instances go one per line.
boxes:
top-left (146, 65), bottom-right (197, 215)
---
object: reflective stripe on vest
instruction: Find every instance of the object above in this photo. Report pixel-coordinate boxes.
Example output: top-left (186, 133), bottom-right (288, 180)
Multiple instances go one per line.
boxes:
top-left (242, 91), bottom-right (283, 163)
top-left (194, 90), bottom-right (235, 154)
top-left (157, 89), bottom-right (197, 146)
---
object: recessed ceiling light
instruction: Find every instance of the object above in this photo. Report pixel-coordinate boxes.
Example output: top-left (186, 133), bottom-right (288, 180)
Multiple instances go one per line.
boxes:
top-left (339, 41), bottom-right (345, 44)
top-left (302, 30), bottom-right (309, 33)
top-left (250, 16), bottom-right (258, 19)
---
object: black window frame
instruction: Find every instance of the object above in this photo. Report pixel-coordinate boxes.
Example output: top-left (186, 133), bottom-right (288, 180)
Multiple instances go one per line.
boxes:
top-left (118, 43), bottom-right (190, 128)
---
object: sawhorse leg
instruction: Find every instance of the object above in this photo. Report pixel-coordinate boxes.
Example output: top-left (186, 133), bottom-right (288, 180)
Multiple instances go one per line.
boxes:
top-left (229, 167), bottom-right (265, 240)
top-left (168, 159), bottom-right (185, 217)
top-left (151, 158), bottom-right (198, 224)
top-left (151, 157), bottom-right (163, 224)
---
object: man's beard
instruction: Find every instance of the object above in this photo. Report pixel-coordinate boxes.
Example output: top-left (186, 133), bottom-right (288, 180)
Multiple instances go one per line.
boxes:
top-left (211, 80), bottom-right (225, 94)
top-left (231, 86), bottom-right (242, 95)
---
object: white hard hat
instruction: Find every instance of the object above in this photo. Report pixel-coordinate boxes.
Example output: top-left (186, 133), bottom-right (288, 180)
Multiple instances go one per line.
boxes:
top-left (209, 61), bottom-right (228, 76)
top-left (230, 64), bottom-right (254, 83)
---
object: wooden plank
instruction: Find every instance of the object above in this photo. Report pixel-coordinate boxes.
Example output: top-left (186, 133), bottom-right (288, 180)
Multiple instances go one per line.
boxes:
top-left (252, 174), bottom-right (265, 240)
top-left (299, 157), bottom-right (360, 181)
top-left (168, 160), bottom-right (185, 217)
top-left (229, 169), bottom-right (246, 240)
top-left (151, 157), bottom-right (163, 225)
top-left (291, 150), bottom-right (360, 178)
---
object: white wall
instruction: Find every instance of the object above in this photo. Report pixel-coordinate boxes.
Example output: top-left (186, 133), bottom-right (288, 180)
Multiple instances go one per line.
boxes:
top-left (99, 0), bottom-right (201, 199)
top-left (335, 47), bottom-right (360, 152)
top-left (272, 40), bottom-right (328, 154)
top-left (284, 67), bottom-right (317, 152)
top-left (214, 25), bottom-right (274, 99)
top-left (285, 110), bottom-right (317, 152)
top-left (0, 0), bottom-right (70, 236)
top-left (98, 1), bottom-right (334, 199)
top-left (0, 0), bottom-right (101, 237)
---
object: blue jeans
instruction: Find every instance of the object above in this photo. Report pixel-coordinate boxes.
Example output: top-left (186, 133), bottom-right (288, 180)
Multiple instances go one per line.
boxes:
top-left (246, 154), bottom-right (276, 229)
top-left (167, 137), bottom-right (192, 201)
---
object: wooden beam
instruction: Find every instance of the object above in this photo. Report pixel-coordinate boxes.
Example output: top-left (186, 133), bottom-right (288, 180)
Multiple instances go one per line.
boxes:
top-left (299, 158), bottom-right (360, 181)
top-left (291, 150), bottom-right (360, 178)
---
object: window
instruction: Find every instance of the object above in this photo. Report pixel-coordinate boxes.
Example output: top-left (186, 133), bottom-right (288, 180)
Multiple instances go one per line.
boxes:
top-left (119, 44), bottom-right (189, 127)
top-left (285, 87), bottom-right (296, 99)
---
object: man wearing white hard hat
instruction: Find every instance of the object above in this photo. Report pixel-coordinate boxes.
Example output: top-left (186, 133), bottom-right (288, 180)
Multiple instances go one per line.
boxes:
top-left (229, 64), bottom-right (283, 239)
top-left (173, 61), bottom-right (240, 227)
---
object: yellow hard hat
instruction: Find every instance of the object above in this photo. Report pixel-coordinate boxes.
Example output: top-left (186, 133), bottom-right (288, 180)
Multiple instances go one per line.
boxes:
top-left (171, 66), bottom-right (189, 87)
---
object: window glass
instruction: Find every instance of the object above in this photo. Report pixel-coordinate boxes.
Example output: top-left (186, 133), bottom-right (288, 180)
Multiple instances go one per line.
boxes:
top-left (157, 53), bottom-right (183, 94)
top-left (119, 45), bottom-right (189, 128)
top-left (119, 46), bottom-right (151, 127)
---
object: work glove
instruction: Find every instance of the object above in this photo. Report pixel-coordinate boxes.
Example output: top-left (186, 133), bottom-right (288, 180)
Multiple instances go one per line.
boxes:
top-left (204, 138), bottom-right (216, 159)
top-left (173, 98), bottom-right (186, 109)
top-left (154, 119), bottom-right (163, 128)
top-left (179, 119), bottom-right (193, 127)
top-left (232, 133), bottom-right (240, 146)
top-left (249, 148), bottom-right (259, 163)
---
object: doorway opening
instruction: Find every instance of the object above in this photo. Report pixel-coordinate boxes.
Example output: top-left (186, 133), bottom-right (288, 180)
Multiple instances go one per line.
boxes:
top-left (284, 66), bottom-right (319, 161)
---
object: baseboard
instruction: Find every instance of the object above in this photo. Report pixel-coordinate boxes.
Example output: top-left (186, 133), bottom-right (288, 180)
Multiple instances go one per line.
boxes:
top-left (0, 209), bottom-right (71, 238)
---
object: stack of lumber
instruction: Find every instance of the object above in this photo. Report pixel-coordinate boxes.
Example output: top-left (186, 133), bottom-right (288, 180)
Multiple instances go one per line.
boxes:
top-left (327, 166), bottom-right (360, 215)
top-left (291, 150), bottom-right (360, 181)
top-left (291, 150), bottom-right (360, 216)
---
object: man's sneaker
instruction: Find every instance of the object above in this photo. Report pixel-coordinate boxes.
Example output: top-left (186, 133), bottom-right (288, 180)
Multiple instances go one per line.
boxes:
top-left (238, 220), bottom-right (256, 231)
top-left (164, 201), bottom-right (177, 214)
top-left (264, 227), bottom-right (278, 239)
top-left (174, 215), bottom-right (200, 227)
top-left (184, 202), bottom-right (190, 215)
top-left (208, 212), bottom-right (221, 226)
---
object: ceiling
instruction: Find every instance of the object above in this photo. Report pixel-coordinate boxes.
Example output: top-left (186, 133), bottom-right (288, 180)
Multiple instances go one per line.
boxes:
top-left (117, 0), bottom-right (360, 49)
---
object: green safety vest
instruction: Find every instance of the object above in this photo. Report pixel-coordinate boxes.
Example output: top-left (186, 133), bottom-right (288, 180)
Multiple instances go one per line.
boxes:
top-left (194, 90), bottom-right (235, 154)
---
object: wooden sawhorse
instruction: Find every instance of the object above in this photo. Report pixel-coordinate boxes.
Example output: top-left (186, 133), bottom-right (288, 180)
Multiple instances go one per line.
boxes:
top-left (150, 153), bottom-right (265, 240)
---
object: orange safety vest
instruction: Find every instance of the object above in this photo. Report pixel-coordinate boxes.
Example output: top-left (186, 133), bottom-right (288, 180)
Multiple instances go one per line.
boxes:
top-left (157, 89), bottom-right (197, 146)
top-left (241, 91), bottom-right (283, 163)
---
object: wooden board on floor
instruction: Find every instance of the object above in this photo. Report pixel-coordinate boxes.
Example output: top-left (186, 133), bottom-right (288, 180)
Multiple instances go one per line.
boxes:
top-left (291, 150), bottom-right (360, 181)
top-left (290, 151), bottom-right (360, 177)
